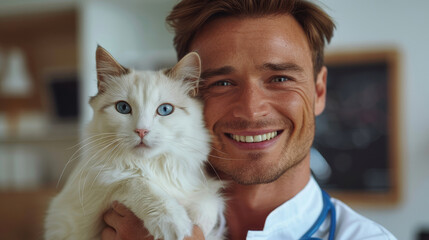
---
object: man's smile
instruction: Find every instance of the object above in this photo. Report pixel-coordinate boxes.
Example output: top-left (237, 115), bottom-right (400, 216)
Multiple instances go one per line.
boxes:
top-left (227, 131), bottom-right (281, 143)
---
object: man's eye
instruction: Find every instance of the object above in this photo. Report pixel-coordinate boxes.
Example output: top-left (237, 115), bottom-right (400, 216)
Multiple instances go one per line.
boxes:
top-left (213, 81), bottom-right (232, 86)
top-left (271, 76), bottom-right (289, 82)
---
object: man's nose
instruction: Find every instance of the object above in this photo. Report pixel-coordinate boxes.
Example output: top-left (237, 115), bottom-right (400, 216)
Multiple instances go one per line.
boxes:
top-left (232, 83), bottom-right (269, 120)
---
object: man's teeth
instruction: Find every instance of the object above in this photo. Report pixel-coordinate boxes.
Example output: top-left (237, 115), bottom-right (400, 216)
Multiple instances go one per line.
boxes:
top-left (231, 131), bottom-right (278, 143)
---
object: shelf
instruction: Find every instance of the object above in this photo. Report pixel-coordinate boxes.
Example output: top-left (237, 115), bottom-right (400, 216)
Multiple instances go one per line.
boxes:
top-left (0, 188), bottom-right (58, 240)
top-left (0, 129), bottom-right (79, 144)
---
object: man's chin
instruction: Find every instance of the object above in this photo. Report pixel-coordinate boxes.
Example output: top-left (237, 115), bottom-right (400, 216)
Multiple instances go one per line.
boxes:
top-left (227, 153), bottom-right (308, 185)
top-left (228, 165), bottom-right (286, 185)
top-left (231, 172), bottom-right (283, 185)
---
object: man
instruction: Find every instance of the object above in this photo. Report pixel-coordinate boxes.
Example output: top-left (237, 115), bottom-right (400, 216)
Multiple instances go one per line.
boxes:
top-left (102, 0), bottom-right (397, 239)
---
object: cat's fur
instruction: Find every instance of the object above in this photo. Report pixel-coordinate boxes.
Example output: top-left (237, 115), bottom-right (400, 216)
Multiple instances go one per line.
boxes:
top-left (44, 46), bottom-right (225, 240)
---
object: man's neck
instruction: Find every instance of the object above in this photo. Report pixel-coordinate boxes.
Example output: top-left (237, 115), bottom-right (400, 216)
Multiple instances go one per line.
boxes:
top-left (223, 157), bottom-right (311, 240)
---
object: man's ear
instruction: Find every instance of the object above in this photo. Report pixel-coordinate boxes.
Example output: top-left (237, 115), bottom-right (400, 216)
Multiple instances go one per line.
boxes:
top-left (315, 66), bottom-right (328, 116)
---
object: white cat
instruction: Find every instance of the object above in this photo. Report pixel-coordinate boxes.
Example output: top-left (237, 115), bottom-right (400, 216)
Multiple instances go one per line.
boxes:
top-left (44, 46), bottom-right (225, 240)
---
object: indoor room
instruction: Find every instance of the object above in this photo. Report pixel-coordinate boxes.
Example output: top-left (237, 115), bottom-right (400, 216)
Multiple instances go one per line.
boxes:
top-left (0, 0), bottom-right (428, 239)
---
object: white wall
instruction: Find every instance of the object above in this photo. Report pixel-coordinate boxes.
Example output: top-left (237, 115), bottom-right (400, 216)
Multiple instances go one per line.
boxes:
top-left (321, 0), bottom-right (429, 239)
top-left (79, 0), bottom-right (177, 124)
top-left (78, 1), bottom-right (429, 239)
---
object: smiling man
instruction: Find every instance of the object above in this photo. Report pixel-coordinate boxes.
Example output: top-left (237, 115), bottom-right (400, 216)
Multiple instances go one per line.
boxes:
top-left (193, 14), bottom-right (320, 187)
top-left (102, 1), bottom-right (397, 239)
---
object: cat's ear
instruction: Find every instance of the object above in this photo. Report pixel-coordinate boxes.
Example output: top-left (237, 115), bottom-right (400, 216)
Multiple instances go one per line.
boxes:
top-left (96, 45), bottom-right (129, 93)
top-left (166, 52), bottom-right (201, 97)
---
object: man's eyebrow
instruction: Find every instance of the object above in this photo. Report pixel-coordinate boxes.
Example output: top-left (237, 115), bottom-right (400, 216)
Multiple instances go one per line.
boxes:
top-left (259, 62), bottom-right (305, 72)
top-left (201, 66), bottom-right (235, 79)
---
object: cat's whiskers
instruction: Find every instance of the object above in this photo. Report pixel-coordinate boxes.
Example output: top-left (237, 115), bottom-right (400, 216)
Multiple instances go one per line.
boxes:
top-left (164, 138), bottom-right (245, 162)
top-left (204, 158), bottom-right (222, 181)
top-left (62, 134), bottom-right (119, 176)
top-left (79, 144), bottom-right (122, 215)
top-left (57, 133), bottom-right (120, 188)
top-left (66, 132), bottom-right (122, 150)
top-left (165, 135), bottom-right (214, 181)
top-left (161, 138), bottom-right (248, 182)
top-left (160, 134), bottom-right (225, 155)
top-left (78, 137), bottom-right (123, 214)
top-left (78, 136), bottom-right (124, 187)
top-left (72, 133), bottom-right (127, 165)
top-left (166, 139), bottom-right (223, 181)
top-left (84, 140), bottom-right (121, 198)
top-left (88, 141), bottom-right (124, 193)
top-left (82, 138), bottom-right (123, 192)
top-left (207, 146), bottom-right (229, 156)
top-left (207, 153), bottom-right (244, 161)
top-left (175, 135), bottom-right (231, 156)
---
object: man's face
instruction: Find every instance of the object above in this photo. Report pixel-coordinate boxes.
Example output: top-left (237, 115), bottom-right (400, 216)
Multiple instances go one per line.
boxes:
top-left (190, 15), bottom-right (327, 184)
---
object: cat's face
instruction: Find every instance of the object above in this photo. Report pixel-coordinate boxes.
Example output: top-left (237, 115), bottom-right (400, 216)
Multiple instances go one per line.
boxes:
top-left (89, 46), bottom-right (208, 161)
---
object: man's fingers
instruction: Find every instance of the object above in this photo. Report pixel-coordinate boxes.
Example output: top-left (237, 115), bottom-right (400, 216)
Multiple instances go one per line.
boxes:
top-left (103, 206), bottom-right (123, 228)
top-left (103, 201), bottom-right (132, 228)
top-left (184, 226), bottom-right (205, 240)
top-left (101, 226), bottom-right (116, 240)
top-left (102, 201), bottom-right (152, 240)
top-left (112, 201), bottom-right (134, 217)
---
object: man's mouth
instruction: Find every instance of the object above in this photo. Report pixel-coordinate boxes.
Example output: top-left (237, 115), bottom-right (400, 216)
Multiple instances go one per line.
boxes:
top-left (228, 131), bottom-right (280, 143)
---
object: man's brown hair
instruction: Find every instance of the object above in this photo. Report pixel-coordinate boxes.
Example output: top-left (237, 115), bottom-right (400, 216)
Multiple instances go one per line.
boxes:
top-left (166, 0), bottom-right (335, 76)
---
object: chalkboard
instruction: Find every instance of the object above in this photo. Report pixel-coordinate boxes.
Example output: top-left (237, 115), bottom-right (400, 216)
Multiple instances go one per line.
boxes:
top-left (313, 49), bottom-right (400, 205)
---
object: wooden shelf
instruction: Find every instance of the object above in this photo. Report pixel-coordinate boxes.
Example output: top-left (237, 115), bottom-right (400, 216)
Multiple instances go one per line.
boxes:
top-left (0, 189), bottom-right (59, 240)
top-left (0, 7), bottom-right (78, 239)
top-left (0, 130), bottom-right (79, 144)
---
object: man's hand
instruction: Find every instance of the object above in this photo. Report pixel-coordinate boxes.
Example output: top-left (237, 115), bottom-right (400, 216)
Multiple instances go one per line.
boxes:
top-left (102, 201), bottom-right (152, 240)
top-left (102, 201), bottom-right (205, 240)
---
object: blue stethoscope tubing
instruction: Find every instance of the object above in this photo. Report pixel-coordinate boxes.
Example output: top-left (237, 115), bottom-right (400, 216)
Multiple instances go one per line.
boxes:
top-left (300, 190), bottom-right (336, 240)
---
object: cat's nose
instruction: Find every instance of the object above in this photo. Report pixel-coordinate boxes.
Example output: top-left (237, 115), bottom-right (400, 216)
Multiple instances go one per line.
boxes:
top-left (135, 129), bottom-right (149, 138)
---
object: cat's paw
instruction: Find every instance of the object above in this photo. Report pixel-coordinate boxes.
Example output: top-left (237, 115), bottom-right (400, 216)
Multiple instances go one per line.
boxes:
top-left (144, 203), bottom-right (193, 240)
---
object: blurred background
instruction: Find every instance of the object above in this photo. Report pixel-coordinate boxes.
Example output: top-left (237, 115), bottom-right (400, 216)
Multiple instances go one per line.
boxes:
top-left (0, 0), bottom-right (428, 239)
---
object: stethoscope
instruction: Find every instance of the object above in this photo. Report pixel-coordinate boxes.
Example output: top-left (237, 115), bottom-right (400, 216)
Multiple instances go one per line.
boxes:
top-left (300, 190), bottom-right (336, 240)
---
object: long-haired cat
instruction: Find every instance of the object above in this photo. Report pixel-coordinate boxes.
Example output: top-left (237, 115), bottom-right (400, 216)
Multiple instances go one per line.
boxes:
top-left (44, 46), bottom-right (225, 240)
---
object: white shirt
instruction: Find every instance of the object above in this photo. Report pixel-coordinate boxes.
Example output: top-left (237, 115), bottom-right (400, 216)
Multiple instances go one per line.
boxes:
top-left (245, 177), bottom-right (397, 240)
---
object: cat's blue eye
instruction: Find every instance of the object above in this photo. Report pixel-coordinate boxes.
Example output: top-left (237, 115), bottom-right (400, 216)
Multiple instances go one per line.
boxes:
top-left (157, 103), bottom-right (174, 116)
top-left (116, 101), bottom-right (132, 114)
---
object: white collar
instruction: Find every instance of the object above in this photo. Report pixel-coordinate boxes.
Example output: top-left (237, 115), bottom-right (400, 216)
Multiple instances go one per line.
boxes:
top-left (246, 176), bottom-right (323, 239)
